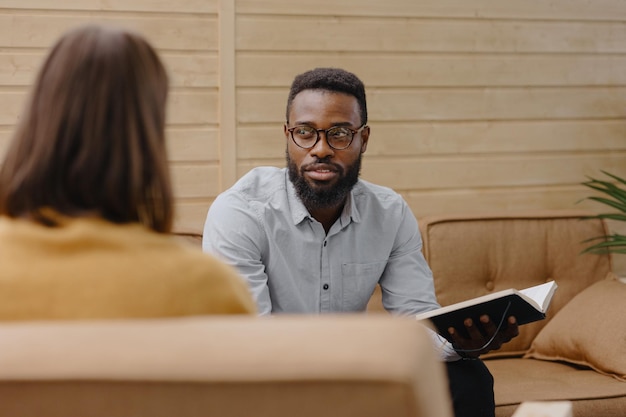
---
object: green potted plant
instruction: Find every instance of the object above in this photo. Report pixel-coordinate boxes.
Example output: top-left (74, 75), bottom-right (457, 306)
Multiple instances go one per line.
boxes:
top-left (580, 170), bottom-right (626, 255)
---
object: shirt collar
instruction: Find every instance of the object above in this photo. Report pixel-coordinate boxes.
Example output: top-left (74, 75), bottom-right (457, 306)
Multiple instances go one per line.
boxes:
top-left (286, 176), bottom-right (310, 225)
top-left (339, 187), bottom-right (361, 227)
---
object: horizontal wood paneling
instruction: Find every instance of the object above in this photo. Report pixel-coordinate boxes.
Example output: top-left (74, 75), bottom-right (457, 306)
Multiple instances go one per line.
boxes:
top-left (167, 91), bottom-right (219, 125)
top-left (170, 175), bottom-right (626, 273)
top-left (0, 128), bottom-right (219, 163)
top-left (170, 164), bottom-right (220, 199)
top-left (237, 16), bottom-right (626, 53)
top-left (361, 153), bottom-right (626, 190)
top-left (166, 128), bottom-right (219, 162)
top-left (237, 120), bottom-right (626, 159)
top-left (237, 0), bottom-right (626, 22)
top-left (0, 129), bottom-right (11, 160)
top-left (234, 2), bottom-right (626, 278)
top-left (237, 54), bottom-right (626, 88)
top-left (0, 92), bottom-right (24, 126)
top-left (235, 0), bottom-right (626, 277)
top-left (0, 91), bottom-right (218, 126)
top-left (2, 1), bottom-right (626, 278)
top-left (0, 2), bottom-right (221, 235)
top-left (0, 14), bottom-right (217, 51)
top-left (0, 53), bottom-right (43, 85)
top-left (162, 54), bottom-right (218, 88)
top-left (174, 199), bottom-right (214, 232)
top-left (237, 153), bottom-right (626, 191)
top-left (1, 1), bottom-right (216, 13)
top-left (0, 52), bottom-right (217, 87)
top-left (0, 137), bottom-right (220, 199)
top-left (363, 121), bottom-right (626, 156)
top-left (402, 185), bottom-right (604, 216)
top-left (237, 87), bottom-right (626, 123)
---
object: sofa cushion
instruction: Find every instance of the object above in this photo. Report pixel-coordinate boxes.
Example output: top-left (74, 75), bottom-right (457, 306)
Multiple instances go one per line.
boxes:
top-left (486, 357), bottom-right (626, 417)
top-left (524, 275), bottom-right (626, 381)
top-left (418, 211), bottom-right (612, 356)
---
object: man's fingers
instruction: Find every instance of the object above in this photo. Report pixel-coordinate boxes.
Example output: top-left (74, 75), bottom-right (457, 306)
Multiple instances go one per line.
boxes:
top-left (479, 314), bottom-right (497, 335)
top-left (464, 318), bottom-right (483, 339)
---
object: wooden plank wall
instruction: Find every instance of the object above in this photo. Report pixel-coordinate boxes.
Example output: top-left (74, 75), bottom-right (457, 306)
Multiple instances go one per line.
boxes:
top-left (1, 1), bottom-right (625, 271)
top-left (234, 0), bottom-right (626, 273)
top-left (235, 0), bottom-right (626, 214)
top-left (0, 0), bottom-right (221, 231)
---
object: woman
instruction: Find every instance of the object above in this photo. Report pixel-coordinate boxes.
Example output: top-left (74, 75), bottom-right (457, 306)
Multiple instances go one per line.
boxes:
top-left (0, 25), bottom-right (255, 318)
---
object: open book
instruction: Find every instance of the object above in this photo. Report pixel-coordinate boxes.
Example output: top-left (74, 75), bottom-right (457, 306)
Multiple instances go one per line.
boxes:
top-left (416, 281), bottom-right (558, 340)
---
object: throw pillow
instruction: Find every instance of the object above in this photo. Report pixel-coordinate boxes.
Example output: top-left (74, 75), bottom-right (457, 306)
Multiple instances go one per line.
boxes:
top-left (524, 275), bottom-right (626, 381)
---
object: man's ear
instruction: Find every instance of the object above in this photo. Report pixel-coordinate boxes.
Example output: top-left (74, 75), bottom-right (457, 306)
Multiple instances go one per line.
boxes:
top-left (360, 125), bottom-right (370, 153)
top-left (284, 123), bottom-right (290, 140)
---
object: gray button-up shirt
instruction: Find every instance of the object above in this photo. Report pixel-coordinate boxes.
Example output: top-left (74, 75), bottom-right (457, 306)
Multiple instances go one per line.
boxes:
top-left (203, 166), bottom-right (440, 316)
top-left (203, 167), bottom-right (460, 360)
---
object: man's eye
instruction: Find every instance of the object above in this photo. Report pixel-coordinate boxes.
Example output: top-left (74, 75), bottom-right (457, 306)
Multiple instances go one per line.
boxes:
top-left (295, 127), bottom-right (314, 136)
top-left (328, 128), bottom-right (350, 138)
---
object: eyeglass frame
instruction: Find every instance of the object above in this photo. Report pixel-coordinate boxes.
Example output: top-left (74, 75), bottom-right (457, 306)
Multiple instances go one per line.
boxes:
top-left (286, 124), bottom-right (368, 150)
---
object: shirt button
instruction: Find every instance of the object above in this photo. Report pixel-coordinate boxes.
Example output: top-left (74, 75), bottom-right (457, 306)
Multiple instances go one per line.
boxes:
top-left (323, 284), bottom-right (329, 290)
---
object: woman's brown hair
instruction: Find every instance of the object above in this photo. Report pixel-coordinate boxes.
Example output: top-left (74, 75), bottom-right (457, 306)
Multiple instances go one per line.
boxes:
top-left (0, 24), bottom-right (173, 232)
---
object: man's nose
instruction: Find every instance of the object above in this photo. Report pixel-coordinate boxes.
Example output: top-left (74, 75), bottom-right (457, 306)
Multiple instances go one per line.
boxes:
top-left (309, 131), bottom-right (334, 158)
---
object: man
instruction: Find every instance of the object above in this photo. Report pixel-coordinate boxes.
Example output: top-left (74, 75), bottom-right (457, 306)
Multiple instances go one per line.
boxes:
top-left (203, 67), bottom-right (518, 417)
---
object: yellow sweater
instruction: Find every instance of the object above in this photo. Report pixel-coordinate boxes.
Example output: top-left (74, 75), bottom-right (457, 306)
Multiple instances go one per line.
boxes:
top-left (0, 216), bottom-right (256, 319)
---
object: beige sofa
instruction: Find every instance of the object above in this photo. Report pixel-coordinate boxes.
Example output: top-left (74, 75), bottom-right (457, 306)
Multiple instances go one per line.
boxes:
top-left (413, 210), bottom-right (626, 417)
top-left (180, 211), bottom-right (626, 416)
top-left (0, 315), bottom-right (452, 417)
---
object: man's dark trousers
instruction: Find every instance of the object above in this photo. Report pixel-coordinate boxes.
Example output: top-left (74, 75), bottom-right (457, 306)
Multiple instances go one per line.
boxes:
top-left (446, 359), bottom-right (496, 417)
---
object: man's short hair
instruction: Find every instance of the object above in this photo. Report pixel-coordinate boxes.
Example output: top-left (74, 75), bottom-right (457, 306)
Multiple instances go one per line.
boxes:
top-left (286, 67), bottom-right (367, 125)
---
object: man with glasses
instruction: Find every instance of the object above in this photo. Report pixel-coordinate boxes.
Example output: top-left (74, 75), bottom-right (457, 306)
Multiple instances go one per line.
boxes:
top-left (203, 67), bottom-right (518, 417)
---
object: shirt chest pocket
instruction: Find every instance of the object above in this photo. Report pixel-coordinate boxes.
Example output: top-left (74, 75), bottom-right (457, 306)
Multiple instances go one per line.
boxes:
top-left (340, 261), bottom-right (387, 311)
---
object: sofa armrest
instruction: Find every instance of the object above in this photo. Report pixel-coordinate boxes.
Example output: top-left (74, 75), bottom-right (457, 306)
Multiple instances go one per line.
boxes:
top-left (0, 315), bottom-right (452, 417)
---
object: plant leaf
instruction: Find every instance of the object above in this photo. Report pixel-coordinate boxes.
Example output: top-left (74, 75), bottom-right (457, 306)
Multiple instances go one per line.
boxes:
top-left (586, 197), bottom-right (626, 213)
top-left (582, 180), bottom-right (626, 206)
top-left (601, 170), bottom-right (626, 188)
top-left (580, 234), bottom-right (626, 254)
top-left (579, 171), bottom-right (626, 256)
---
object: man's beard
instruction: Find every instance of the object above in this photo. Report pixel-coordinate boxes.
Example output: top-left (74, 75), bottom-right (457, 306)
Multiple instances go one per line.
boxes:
top-left (287, 152), bottom-right (362, 211)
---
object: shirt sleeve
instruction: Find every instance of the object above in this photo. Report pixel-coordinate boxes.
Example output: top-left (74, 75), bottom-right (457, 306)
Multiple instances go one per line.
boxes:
top-left (378, 201), bottom-right (462, 362)
top-left (203, 192), bottom-right (272, 315)
top-left (422, 324), bottom-right (463, 361)
top-left (378, 199), bottom-right (441, 316)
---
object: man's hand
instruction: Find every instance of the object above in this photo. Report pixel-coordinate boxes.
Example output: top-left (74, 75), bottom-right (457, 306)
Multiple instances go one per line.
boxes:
top-left (447, 315), bottom-right (519, 359)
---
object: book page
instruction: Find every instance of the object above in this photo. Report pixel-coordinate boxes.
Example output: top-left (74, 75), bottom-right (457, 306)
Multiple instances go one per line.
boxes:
top-left (512, 401), bottom-right (572, 417)
top-left (519, 281), bottom-right (557, 311)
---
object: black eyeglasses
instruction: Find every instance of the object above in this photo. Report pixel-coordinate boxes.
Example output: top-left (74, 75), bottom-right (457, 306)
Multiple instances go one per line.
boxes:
top-left (287, 125), bottom-right (367, 150)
